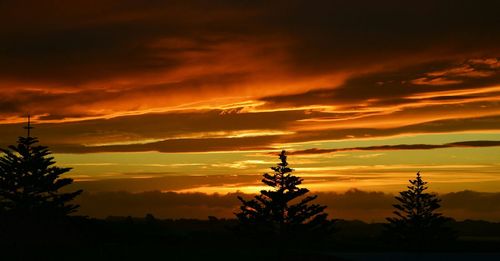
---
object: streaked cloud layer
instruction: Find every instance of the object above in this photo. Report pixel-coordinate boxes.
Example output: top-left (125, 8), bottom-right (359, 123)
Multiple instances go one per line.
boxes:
top-left (288, 140), bottom-right (500, 155)
top-left (0, 1), bottom-right (499, 194)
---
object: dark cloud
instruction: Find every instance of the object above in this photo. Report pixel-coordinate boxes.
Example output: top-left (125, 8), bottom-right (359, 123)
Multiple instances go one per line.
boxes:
top-left (0, 72), bottom-right (253, 118)
top-left (0, 0), bottom-right (243, 84)
top-left (0, 109), bottom-right (325, 148)
top-left (283, 114), bottom-right (500, 145)
top-left (288, 140), bottom-right (500, 155)
top-left (261, 59), bottom-right (500, 109)
top-left (1, 1), bottom-right (499, 85)
top-left (71, 175), bottom-right (263, 193)
top-left (79, 136), bottom-right (274, 153)
top-left (268, 1), bottom-right (500, 75)
top-left (75, 190), bottom-right (248, 220)
top-left (2, 112), bottom-right (500, 154)
top-left (74, 189), bottom-right (500, 221)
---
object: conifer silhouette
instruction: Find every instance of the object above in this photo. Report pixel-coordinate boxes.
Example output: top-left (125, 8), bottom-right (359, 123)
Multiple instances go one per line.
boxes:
top-left (235, 150), bottom-right (331, 238)
top-left (385, 172), bottom-right (454, 249)
top-left (0, 116), bottom-right (82, 218)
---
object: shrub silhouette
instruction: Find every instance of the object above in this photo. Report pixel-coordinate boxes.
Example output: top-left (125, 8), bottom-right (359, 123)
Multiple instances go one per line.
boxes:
top-left (385, 172), bottom-right (455, 250)
top-left (0, 117), bottom-right (82, 219)
top-left (235, 150), bottom-right (332, 239)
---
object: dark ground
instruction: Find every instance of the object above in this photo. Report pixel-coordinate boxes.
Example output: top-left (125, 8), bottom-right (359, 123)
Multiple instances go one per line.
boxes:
top-left (1, 217), bottom-right (499, 261)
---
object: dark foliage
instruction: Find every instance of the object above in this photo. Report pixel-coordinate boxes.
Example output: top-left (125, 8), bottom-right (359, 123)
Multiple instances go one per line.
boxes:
top-left (0, 124), bottom-right (83, 253)
top-left (0, 125), bottom-right (82, 219)
top-left (235, 150), bottom-right (332, 239)
top-left (385, 172), bottom-right (455, 250)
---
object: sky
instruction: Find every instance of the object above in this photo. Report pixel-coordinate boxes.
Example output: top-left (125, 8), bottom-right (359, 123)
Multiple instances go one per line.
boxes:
top-left (1, 1), bottom-right (500, 201)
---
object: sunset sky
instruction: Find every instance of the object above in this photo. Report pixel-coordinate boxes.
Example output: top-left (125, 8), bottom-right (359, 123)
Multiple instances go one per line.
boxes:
top-left (1, 0), bottom-right (500, 198)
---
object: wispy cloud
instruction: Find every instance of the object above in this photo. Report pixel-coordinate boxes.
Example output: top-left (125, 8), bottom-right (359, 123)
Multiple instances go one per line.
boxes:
top-left (288, 140), bottom-right (500, 155)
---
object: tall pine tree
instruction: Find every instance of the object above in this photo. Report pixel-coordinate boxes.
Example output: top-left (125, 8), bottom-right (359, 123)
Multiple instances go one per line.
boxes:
top-left (235, 150), bottom-right (331, 238)
top-left (385, 172), bottom-right (454, 249)
top-left (0, 116), bottom-right (82, 219)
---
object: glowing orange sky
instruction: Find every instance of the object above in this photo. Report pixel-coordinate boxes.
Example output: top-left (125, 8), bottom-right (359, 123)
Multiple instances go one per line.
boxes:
top-left (0, 1), bottom-right (500, 195)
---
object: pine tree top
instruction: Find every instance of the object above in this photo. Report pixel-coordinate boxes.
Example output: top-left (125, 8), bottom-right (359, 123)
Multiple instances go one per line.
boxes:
top-left (385, 172), bottom-right (455, 248)
top-left (235, 150), bottom-right (331, 238)
top-left (0, 116), bottom-right (82, 217)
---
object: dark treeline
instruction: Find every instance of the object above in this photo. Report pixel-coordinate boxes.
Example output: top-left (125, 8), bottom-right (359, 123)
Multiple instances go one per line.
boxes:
top-left (1, 120), bottom-right (499, 260)
top-left (1, 215), bottom-right (499, 260)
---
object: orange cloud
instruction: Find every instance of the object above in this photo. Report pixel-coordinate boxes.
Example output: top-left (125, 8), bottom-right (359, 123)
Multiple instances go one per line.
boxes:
top-left (1, 1), bottom-right (499, 124)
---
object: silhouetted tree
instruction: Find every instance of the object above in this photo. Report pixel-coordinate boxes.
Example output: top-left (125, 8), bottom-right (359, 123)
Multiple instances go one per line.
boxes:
top-left (0, 117), bottom-right (82, 219)
top-left (235, 150), bottom-right (331, 239)
top-left (385, 172), bottom-right (455, 250)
